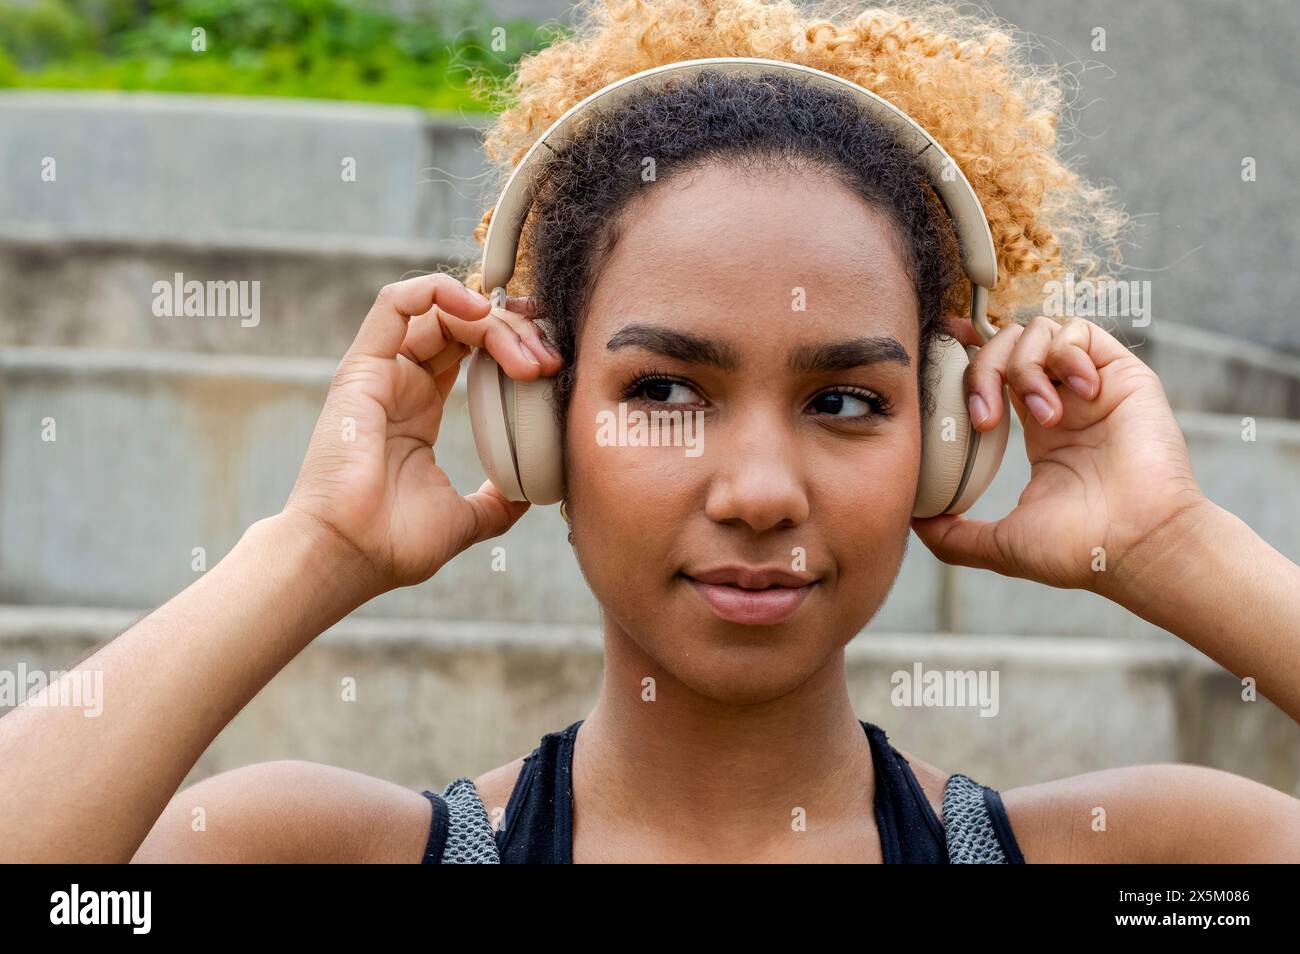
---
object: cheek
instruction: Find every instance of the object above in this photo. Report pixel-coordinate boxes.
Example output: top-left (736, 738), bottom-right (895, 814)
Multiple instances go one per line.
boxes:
top-left (563, 383), bottom-right (695, 582)
top-left (813, 427), bottom-right (921, 562)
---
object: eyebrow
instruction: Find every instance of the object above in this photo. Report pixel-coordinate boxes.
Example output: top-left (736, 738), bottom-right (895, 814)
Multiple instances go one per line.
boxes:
top-left (606, 323), bottom-right (910, 373)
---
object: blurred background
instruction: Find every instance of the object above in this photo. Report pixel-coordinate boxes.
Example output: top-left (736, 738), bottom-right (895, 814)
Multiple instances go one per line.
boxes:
top-left (1, 0), bottom-right (1298, 798)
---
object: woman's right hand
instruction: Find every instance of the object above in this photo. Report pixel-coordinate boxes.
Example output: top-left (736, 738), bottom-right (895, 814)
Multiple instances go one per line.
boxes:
top-left (283, 273), bottom-right (563, 598)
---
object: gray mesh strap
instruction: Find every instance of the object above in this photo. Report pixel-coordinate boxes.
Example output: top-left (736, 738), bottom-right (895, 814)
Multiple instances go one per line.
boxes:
top-left (942, 773), bottom-right (1012, 864)
top-left (438, 778), bottom-right (502, 863)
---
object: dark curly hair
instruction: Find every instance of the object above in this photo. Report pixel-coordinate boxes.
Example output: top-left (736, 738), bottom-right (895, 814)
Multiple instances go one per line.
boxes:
top-left (509, 68), bottom-right (965, 438)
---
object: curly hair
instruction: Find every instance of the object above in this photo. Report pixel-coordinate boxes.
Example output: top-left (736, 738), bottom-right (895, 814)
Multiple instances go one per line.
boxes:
top-left (454, 0), bottom-right (1129, 427)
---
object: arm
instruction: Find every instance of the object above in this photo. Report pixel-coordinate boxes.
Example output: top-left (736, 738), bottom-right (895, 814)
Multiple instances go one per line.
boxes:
top-left (1005, 515), bottom-right (1300, 863)
top-left (0, 275), bottom-right (560, 863)
top-left (1105, 497), bottom-right (1300, 725)
top-left (913, 314), bottom-right (1300, 724)
top-left (910, 315), bottom-right (1300, 862)
top-left (0, 512), bottom-right (373, 863)
top-left (132, 760), bottom-right (436, 864)
top-left (1003, 763), bottom-right (1300, 863)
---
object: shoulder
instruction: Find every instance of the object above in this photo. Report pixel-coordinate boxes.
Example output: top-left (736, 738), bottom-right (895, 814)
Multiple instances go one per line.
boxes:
top-left (133, 760), bottom-right (434, 863)
top-left (894, 750), bottom-right (1300, 863)
top-left (999, 763), bottom-right (1300, 862)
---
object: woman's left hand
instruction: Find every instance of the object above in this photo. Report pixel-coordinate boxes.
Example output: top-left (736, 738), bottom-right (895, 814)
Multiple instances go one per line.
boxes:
top-left (910, 315), bottom-right (1212, 599)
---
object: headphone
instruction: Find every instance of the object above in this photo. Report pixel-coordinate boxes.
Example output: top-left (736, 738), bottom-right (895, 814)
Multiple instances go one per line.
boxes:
top-left (466, 57), bottom-right (1010, 519)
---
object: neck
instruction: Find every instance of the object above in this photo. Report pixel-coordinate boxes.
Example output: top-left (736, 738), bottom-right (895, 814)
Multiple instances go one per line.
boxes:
top-left (574, 620), bottom-right (878, 861)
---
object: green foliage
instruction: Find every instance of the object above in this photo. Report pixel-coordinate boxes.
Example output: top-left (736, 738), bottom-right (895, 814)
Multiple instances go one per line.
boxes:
top-left (0, 0), bottom-right (551, 111)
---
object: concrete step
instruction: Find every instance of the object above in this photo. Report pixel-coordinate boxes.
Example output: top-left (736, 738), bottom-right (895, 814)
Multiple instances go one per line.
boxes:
top-left (0, 91), bottom-right (488, 359)
top-left (1140, 321), bottom-right (1300, 419)
top-left (0, 91), bottom-right (489, 247)
top-left (2, 605), bottom-right (1293, 796)
top-left (0, 345), bottom-right (597, 627)
top-left (0, 227), bottom-right (471, 359)
top-left (4, 345), bottom-right (1299, 638)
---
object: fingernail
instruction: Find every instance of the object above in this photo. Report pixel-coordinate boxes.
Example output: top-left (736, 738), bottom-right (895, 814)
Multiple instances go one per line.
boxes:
top-left (540, 338), bottom-right (561, 359)
top-left (470, 287), bottom-right (491, 305)
top-left (968, 393), bottom-right (989, 427)
top-left (1025, 393), bottom-right (1053, 424)
top-left (1067, 374), bottom-right (1095, 399)
top-left (518, 339), bottom-right (540, 366)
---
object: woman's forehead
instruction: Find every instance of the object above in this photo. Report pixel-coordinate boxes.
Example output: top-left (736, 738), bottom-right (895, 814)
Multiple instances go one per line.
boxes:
top-left (606, 162), bottom-right (905, 259)
top-left (582, 164), bottom-right (919, 332)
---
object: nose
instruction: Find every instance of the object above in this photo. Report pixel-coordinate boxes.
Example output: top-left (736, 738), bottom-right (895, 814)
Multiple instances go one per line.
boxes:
top-left (702, 413), bottom-right (810, 534)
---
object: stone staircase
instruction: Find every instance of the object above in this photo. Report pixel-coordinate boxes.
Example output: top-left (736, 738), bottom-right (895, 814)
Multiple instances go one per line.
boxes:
top-left (2, 90), bottom-right (1297, 794)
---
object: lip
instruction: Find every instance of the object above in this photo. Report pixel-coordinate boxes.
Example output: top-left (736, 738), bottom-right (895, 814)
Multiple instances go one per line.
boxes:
top-left (682, 566), bottom-right (818, 626)
top-left (687, 565), bottom-right (816, 589)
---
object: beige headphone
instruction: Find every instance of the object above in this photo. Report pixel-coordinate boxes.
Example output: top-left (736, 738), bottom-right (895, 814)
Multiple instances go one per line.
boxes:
top-left (466, 57), bottom-right (1010, 520)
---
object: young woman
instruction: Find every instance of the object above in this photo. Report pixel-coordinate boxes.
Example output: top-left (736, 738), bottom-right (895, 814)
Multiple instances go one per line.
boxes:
top-left (4, 0), bottom-right (1300, 863)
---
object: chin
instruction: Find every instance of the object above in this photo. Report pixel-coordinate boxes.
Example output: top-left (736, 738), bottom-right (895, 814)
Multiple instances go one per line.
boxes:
top-left (666, 648), bottom-right (820, 706)
top-left (634, 608), bottom-right (836, 706)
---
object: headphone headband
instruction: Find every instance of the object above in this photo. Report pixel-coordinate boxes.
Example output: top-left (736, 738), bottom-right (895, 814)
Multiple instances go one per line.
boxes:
top-left (480, 56), bottom-right (999, 340)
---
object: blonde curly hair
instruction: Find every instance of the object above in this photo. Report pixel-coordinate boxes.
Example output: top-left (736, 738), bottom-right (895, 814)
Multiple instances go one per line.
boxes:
top-left (458, 0), bottom-right (1128, 329)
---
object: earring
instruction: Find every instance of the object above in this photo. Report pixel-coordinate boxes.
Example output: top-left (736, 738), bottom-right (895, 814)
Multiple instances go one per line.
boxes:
top-left (559, 498), bottom-right (575, 547)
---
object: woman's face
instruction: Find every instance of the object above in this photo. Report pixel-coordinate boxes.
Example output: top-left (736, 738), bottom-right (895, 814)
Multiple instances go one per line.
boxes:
top-left (565, 161), bottom-right (923, 704)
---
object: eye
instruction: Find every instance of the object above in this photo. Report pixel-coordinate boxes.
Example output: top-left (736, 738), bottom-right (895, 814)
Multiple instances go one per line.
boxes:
top-left (622, 370), bottom-right (704, 406)
top-left (808, 388), bottom-right (891, 420)
top-left (620, 371), bottom-right (890, 419)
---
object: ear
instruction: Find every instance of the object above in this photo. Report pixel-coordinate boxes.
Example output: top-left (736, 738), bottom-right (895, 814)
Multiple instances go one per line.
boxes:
top-left (940, 315), bottom-right (982, 347)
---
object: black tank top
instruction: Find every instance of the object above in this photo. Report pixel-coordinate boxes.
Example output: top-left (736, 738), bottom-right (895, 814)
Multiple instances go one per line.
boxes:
top-left (425, 718), bottom-right (1025, 863)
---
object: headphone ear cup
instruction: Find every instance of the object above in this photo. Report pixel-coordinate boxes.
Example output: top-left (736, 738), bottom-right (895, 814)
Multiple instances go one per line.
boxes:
top-left (913, 335), bottom-right (1010, 518)
top-left (467, 346), bottom-right (526, 501)
top-left (512, 372), bottom-right (565, 504)
top-left (465, 322), bottom-right (566, 505)
top-left (913, 336), bottom-right (974, 518)
top-left (512, 318), bottom-right (565, 504)
top-left (947, 376), bottom-right (1010, 516)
